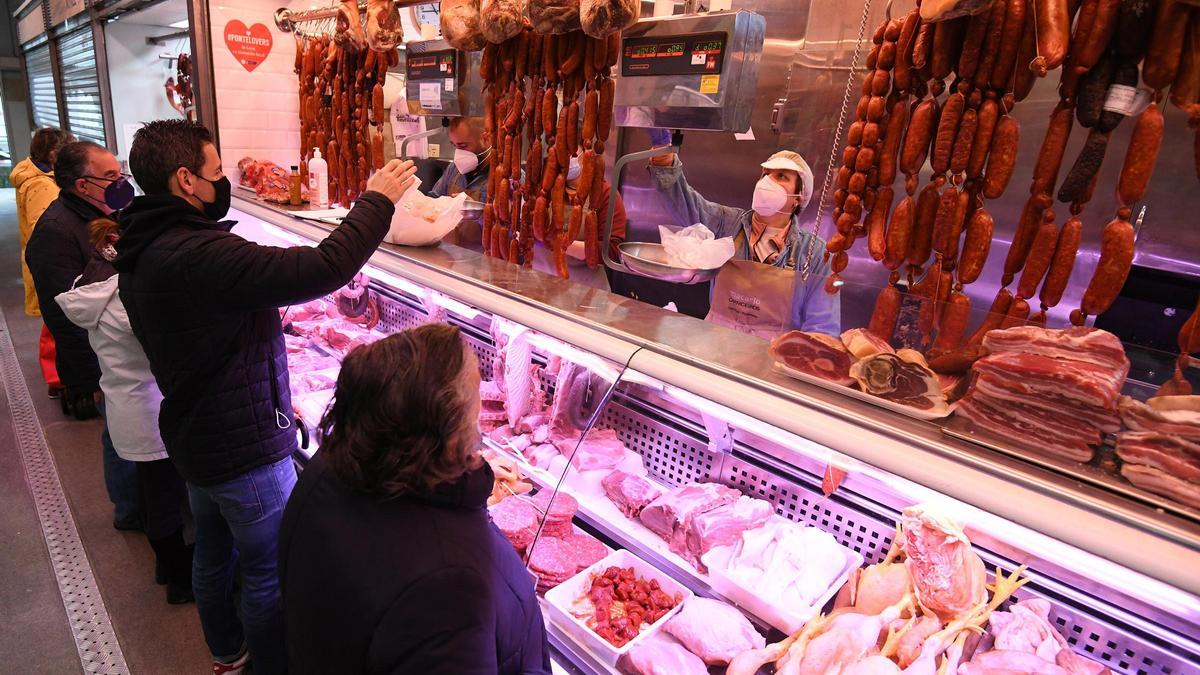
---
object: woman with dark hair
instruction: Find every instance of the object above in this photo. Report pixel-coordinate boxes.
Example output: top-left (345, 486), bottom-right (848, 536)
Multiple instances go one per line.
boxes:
top-left (279, 324), bottom-right (551, 675)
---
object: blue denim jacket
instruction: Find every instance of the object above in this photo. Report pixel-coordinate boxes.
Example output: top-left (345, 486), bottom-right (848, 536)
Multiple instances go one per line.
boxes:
top-left (649, 158), bottom-right (842, 335)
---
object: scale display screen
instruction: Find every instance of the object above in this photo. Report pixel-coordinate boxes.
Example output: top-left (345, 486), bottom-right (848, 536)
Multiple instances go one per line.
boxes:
top-left (406, 49), bottom-right (456, 80)
top-left (621, 31), bottom-right (727, 77)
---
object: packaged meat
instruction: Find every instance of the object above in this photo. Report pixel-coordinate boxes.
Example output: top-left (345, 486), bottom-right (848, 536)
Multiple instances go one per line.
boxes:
top-left (769, 331), bottom-right (856, 386)
top-left (680, 496), bottom-right (772, 569)
top-left (479, 0), bottom-right (525, 43)
top-left (639, 483), bottom-right (741, 541)
top-left (663, 597), bottom-right (764, 665)
top-left (580, 0), bottom-right (639, 39)
top-left (441, 0), bottom-right (487, 51)
top-left (529, 0), bottom-right (581, 34)
top-left (554, 427), bottom-right (628, 471)
top-left (602, 470), bottom-right (664, 519)
top-left (616, 632), bottom-right (707, 675)
top-left (702, 518), bottom-right (858, 633)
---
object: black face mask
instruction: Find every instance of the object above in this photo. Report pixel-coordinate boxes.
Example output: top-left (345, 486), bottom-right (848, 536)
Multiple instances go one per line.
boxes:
top-left (196, 175), bottom-right (232, 220)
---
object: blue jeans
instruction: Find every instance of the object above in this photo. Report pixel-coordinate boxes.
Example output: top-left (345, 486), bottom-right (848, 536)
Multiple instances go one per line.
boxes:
top-left (101, 420), bottom-right (141, 523)
top-left (188, 457), bottom-right (297, 675)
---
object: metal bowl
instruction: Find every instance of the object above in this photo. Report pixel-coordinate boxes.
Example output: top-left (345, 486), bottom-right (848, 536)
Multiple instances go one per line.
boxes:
top-left (618, 242), bottom-right (723, 285)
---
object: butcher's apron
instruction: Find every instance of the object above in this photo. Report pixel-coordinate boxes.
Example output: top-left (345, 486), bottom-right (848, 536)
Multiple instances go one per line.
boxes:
top-left (705, 258), bottom-right (794, 340)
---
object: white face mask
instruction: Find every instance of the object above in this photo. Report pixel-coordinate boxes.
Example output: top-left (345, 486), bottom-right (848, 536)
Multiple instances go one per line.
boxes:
top-left (566, 155), bottom-right (582, 182)
top-left (751, 175), bottom-right (800, 217)
top-left (453, 147), bottom-right (480, 174)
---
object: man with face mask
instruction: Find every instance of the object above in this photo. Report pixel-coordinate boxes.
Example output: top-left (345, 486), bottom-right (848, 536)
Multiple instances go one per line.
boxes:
top-left (114, 119), bottom-right (416, 675)
top-left (429, 116), bottom-right (493, 202)
top-left (25, 140), bottom-right (143, 530)
top-left (648, 139), bottom-right (840, 336)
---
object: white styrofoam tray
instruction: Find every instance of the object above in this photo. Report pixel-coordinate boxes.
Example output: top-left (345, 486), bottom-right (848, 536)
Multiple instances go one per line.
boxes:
top-left (543, 549), bottom-right (693, 667)
top-left (701, 517), bottom-right (863, 634)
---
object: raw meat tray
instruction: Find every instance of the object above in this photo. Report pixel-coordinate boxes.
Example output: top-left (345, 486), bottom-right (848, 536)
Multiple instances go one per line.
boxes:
top-left (773, 363), bottom-right (955, 421)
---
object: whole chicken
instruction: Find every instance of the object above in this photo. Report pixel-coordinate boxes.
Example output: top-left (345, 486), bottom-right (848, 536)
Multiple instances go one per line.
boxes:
top-left (663, 597), bottom-right (765, 665)
top-left (987, 599), bottom-right (1065, 662)
top-left (900, 505), bottom-right (987, 623)
top-left (894, 615), bottom-right (942, 668)
top-left (780, 594), bottom-right (915, 675)
top-left (365, 0), bottom-right (402, 50)
top-left (958, 649), bottom-right (1072, 674)
top-left (853, 559), bottom-right (914, 615)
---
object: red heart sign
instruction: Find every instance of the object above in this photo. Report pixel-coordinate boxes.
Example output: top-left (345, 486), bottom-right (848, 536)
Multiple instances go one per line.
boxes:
top-left (224, 20), bottom-right (273, 72)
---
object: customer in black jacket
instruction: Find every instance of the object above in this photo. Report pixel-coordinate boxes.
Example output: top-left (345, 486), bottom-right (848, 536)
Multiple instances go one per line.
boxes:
top-left (26, 140), bottom-right (142, 530)
top-left (114, 119), bottom-right (416, 675)
top-left (280, 324), bottom-right (551, 675)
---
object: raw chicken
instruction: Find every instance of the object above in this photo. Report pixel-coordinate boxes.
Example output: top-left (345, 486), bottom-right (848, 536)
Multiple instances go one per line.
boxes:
top-left (987, 599), bottom-right (1065, 662)
top-left (504, 328), bottom-right (534, 428)
top-left (958, 649), bottom-right (1072, 674)
top-left (1056, 650), bottom-right (1111, 675)
top-left (852, 561), bottom-right (913, 615)
top-left (664, 597), bottom-right (765, 665)
top-left (894, 615), bottom-right (942, 668)
top-left (841, 655), bottom-right (902, 674)
top-left (900, 505), bottom-right (987, 623)
top-left (616, 632), bottom-right (707, 675)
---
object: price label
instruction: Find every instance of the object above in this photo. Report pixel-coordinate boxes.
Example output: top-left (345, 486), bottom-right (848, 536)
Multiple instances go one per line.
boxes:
top-left (419, 81), bottom-right (443, 111)
top-left (1103, 84), bottom-right (1151, 117)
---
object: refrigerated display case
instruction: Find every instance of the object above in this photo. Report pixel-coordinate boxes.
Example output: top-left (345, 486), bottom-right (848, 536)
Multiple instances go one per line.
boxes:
top-left (231, 193), bottom-right (1200, 674)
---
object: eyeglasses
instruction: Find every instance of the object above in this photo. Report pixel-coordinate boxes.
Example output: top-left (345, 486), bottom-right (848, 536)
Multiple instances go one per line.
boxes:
top-left (82, 173), bottom-right (131, 185)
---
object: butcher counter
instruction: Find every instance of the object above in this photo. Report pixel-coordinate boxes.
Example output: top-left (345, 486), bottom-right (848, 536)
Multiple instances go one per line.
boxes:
top-left (231, 193), bottom-right (1200, 674)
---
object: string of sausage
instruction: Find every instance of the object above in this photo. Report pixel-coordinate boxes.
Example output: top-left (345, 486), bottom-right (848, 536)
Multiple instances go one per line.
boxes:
top-left (480, 26), bottom-right (618, 277)
top-left (296, 38), bottom-right (394, 206)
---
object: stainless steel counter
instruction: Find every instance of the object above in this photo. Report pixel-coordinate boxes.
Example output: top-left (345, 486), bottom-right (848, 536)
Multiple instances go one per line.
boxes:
top-left (233, 193), bottom-right (1200, 609)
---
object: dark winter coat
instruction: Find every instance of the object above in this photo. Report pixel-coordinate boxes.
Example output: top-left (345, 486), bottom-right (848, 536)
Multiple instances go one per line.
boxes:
top-left (24, 191), bottom-right (105, 393)
top-left (113, 192), bottom-right (394, 486)
top-left (279, 456), bottom-right (552, 675)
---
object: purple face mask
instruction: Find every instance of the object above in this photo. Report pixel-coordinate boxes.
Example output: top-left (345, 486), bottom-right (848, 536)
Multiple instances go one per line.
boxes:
top-left (83, 175), bottom-right (135, 211)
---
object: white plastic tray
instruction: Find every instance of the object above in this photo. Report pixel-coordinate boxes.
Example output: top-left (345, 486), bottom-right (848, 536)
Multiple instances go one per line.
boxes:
top-left (701, 517), bottom-right (862, 634)
top-left (543, 549), bottom-right (692, 667)
top-left (773, 362), bottom-right (955, 420)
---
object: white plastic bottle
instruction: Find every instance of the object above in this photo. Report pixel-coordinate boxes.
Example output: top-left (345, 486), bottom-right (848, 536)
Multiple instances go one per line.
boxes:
top-left (308, 147), bottom-right (329, 207)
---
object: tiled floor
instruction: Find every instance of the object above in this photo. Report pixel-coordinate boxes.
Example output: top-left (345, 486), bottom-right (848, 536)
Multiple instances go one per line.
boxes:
top-left (0, 188), bottom-right (210, 674)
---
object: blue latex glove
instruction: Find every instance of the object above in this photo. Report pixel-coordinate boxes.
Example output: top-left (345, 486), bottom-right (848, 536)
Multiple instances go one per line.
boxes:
top-left (647, 128), bottom-right (673, 147)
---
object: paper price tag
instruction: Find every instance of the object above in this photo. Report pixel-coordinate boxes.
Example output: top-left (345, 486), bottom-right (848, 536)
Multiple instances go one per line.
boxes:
top-left (1103, 85), bottom-right (1151, 117)
top-left (700, 74), bottom-right (720, 95)
top-left (444, 78), bottom-right (455, 92)
top-left (419, 81), bottom-right (443, 111)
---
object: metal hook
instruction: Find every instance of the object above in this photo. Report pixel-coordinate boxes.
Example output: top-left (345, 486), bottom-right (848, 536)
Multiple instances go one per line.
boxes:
top-left (883, 0), bottom-right (894, 22)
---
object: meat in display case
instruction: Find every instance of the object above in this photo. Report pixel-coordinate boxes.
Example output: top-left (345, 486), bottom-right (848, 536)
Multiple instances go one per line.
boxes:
top-left (232, 195), bottom-right (1200, 675)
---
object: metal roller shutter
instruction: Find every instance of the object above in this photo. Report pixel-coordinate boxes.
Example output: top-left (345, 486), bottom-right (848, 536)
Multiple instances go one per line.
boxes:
top-left (58, 27), bottom-right (105, 145)
top-left (25, 42), bottom-right (60, 130)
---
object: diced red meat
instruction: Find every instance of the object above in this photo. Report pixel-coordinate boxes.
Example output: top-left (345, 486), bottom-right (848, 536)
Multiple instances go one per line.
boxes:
top-left (769, 331), bottom-right (855, 385)
top-left (982, 325), bottom-right (1129, 375)
top-left (602, 471), bottom-right (664, 519)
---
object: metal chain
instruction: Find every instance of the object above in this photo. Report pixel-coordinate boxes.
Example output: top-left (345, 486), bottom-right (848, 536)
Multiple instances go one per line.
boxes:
top-left (799, 0), bottom-right (875, 282)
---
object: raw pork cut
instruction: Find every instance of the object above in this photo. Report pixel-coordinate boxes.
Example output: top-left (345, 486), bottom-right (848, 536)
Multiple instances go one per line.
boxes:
top-left (1116, 433), bottom-right (1200, 483)
top-left (441, 0), bottom-right (487, 50)
top-left (973, 374), bottom-right (1120, 433)
top-left (639, 483), bottom-right (740, 540)
top-left (602, 470), bottom-right (663, 518)
top-left (972, 352), bottom-right (1126, 411)
top-left (956, 393), bottom-right (1097, 462)
top-left (616, 632), bottom-right (707, 675)
top-left (849, 352), bottom-right (948, 413)
top-left (841, 327), bottom-right (894, 359)
top-left (681, 496), bottom-right (772, 568)
top-left (504, 329), bottom-right (534, 428)
top-left (663, 597), bottom-right (764, 665)
top-left (554, 427), bottom-right (627, 471)
top-left (769, 331), bottom-right (855, 385)
top-left (1119, 396), bottom-right (1200, 439)
top-left (982, 325), bottom-right (1129, 374)
top-left (1120, 463), bottom-right (1200, 510)
top-left (479, 381), bottom-right (508, 427)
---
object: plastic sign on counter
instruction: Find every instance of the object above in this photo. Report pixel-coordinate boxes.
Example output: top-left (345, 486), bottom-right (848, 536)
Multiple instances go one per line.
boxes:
top-left (224, 20), bottom-right (273, 72)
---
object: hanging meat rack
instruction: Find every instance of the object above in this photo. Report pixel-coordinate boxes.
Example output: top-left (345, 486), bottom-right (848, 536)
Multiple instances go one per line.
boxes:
top-left (275, 0), bottom-right (431, 39)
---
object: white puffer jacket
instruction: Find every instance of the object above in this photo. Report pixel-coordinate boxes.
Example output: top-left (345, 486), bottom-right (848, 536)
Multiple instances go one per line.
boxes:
top-left (56, 274), bottom-right (167, 462)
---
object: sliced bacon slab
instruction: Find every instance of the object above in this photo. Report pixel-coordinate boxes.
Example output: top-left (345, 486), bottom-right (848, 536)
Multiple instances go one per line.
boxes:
top-left (973, 352), bottom-right (1125, 411)
top-left (956, 395), bottom-right (1097, 462)
top-left (982, 325), bottom-right (1130, 376)
top-left (770, 331), bottom-right (854, 385)
top-left (1116, 433), bottom-right (1200, 483)
top-left (1119, 396), bottom-right (1200, 441)
top-left (973, 374), bottom-right (1120, 434)
top-left (1121, 463), bottom-right (1200, 510)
